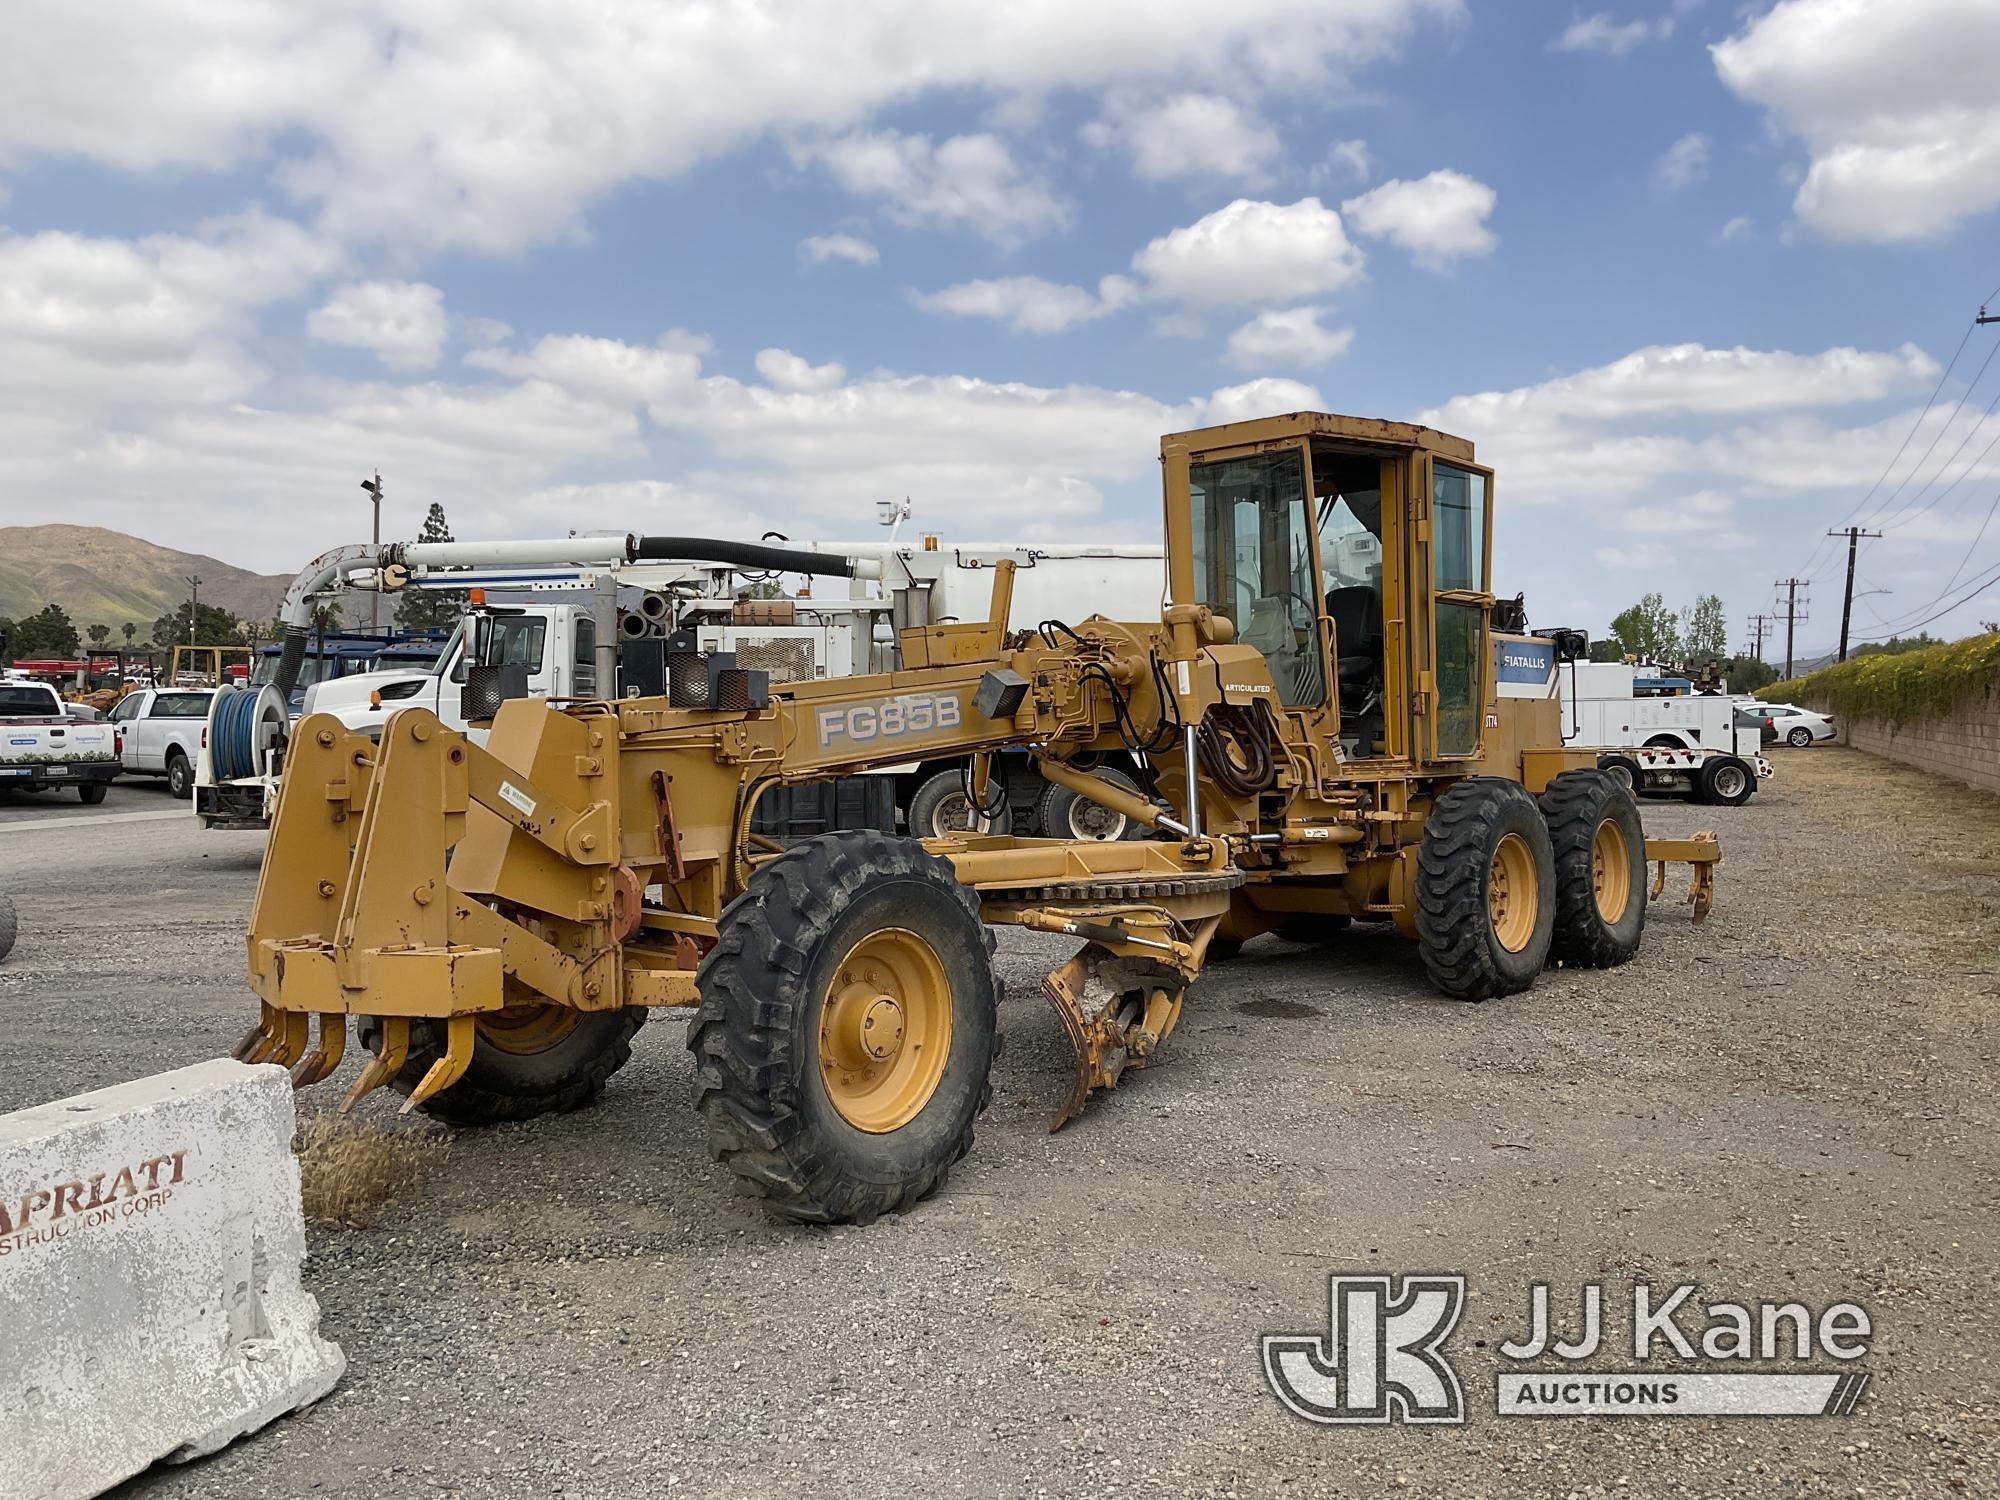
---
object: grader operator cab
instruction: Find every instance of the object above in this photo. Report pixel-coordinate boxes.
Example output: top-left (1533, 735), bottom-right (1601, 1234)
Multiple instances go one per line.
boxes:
top-left (236, 412), bottom-right (1718, 1223)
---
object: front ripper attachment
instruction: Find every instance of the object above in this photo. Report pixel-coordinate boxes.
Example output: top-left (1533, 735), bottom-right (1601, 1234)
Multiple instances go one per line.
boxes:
top-left (1644, 832), bottom-right (1721, 923)
top-left (1042, 947), bottom-right (1189, 1132)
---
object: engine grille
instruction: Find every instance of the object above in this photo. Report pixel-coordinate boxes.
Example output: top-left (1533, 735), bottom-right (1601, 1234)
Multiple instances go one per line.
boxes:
top-left (732, 636), bottom-right (817, 686)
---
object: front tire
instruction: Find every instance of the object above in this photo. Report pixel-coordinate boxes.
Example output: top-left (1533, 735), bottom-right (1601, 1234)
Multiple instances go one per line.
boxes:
top-left (1539, 770), bottom-right (1646, 968)
top-left (690, 832), bottom-right (1002, 1224)
top-left (360, 1006), bottom-right (647, 1126)
top-left (1415, 779), bottom-right (1556, 1001)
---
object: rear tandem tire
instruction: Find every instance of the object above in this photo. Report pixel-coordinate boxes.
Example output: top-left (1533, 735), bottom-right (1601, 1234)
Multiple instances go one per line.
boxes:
top-left (1538, 770), bottom-right (1646, 969)
top-left (1415, 778), bottom-right (1556, 1002)
top-left (166, 751), bottom-right (192, 799)
top-left (360, 1007), bottom-right (647, 1126)
top-left (906, 768), bottom-right (1000, 839)
top-left (1034, 767), bottom-right (1146, 841)
top-left (1695, 755), bottom-right (1755, 807)
top-left (689, 831), bottom-right (1003, 1224)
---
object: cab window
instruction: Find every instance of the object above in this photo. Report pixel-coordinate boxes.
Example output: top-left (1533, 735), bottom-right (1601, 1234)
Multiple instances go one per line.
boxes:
top-left (572, 617), bottom-right (597, 697)
top-left (1188, 447), bottom-right (1322, 707)
top-left (1433, 464), bottom-right (1487, 594)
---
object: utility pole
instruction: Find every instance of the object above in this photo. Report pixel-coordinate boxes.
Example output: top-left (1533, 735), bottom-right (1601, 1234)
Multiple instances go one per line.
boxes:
top-left (1744, 612), bottom-right (1771, 661)
top-left (185, 575), bottom-right (202, 646)
top-left (360, 471), bottom-right (385, 631)
top-left (1774, 578), bottom-right (1809, 679)
top-left (1826, 526), bottom-right (1883, 663)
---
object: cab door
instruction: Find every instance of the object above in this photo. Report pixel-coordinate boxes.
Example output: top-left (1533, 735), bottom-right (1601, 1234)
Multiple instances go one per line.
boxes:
top-left (1415, 451), bottom-right (1496, 763)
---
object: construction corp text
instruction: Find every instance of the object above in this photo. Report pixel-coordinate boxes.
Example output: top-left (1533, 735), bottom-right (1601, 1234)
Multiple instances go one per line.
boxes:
top-left (1263, 1276), bottom-right (1875, 1425)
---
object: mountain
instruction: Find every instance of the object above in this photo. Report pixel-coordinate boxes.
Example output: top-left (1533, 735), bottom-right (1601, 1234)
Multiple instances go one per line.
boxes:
top-left (0, 525), bottom-right (291, 633)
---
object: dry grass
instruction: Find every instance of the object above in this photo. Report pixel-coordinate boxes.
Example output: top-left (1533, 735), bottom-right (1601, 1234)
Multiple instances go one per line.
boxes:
top-left (295, 1114), bottom-right (447, 1227)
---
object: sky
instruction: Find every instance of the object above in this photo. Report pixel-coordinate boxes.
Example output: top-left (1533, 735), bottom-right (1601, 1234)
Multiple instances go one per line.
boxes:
top-left (2, 0), bottom-right (1997, 659)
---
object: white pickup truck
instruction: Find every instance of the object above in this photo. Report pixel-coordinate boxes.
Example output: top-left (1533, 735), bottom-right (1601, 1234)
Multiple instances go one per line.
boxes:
top-left (0, 677), bottom-right (120, 803)
top-left (108, 686), bottom-right (214, 798)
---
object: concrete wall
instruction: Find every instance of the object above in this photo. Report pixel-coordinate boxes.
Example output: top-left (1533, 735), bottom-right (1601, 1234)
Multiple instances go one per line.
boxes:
top-left (1812, 680), bottom-right (2000, 794)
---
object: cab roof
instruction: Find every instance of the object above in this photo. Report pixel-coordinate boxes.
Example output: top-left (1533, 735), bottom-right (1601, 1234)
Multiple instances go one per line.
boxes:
top-left (1163, 410), bottom-right (1475, 464)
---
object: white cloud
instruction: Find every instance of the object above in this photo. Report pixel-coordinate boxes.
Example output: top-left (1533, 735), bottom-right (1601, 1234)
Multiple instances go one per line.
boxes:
top-left (306, 280), bottom-right (448, 370)
top-left (1342, 170), bottom-right (1497, 269)
top-left (1713, 0), bottom-right (2000, 242)
top-left (1224, 307), bottom-right (1355, 369)
top-left (1654, 133), bottom-right (1710, 191)
top-left (1716, 214), bottom-right (1754, 243)
top-left (753, 348), bottom-right (848, 393)
top-left (466, 333), bottom-right (707, 406)
top-left (799, 233), bottom-right (879, 267)
top-left (1427, 342), bottom-right (1939, 431)
top-left (1552, 13), bottom-right (1674, 56)
top-left (0, 2), bottom-right (1461, 254)
top-left (1084, 93), bottom-right (1282, 185)
top-left (1312, 139), bottom-right (1373, 185)
top-left (0, 211), bottom-right (337, 408)
top-left (1130, 198), bottom-right (1365, 307)
top-left (795, 130), bottom-right (1068, 244)
top-left (910, 275), bottom-right (1138, 335)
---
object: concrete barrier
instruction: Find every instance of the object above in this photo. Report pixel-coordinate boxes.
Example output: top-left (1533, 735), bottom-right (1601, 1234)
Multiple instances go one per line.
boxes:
top-left (0, 1060), bottom-right (345, 1499)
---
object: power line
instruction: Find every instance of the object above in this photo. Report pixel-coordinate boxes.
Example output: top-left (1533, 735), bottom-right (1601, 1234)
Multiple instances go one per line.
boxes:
top-left (1870, 374), bottom-right (2000, 532)
top-left (1848, 555), bottom-right (2000, 641)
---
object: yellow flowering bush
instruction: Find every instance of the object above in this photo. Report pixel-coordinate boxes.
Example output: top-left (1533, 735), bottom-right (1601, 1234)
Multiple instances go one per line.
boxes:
top-left (1761, 632), bottom-right (2000, 727)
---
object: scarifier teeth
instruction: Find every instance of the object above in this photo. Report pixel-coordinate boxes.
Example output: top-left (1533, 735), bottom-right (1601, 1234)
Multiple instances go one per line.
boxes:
top-left (289, 1013), bottom-right (348, 1089)
top-left (400, 1015), bottom-right (476, 1114)
top-left (231, 1012), bottom-right (275, 1062)
top-left (341, 1016), bottom-right (410, 1113)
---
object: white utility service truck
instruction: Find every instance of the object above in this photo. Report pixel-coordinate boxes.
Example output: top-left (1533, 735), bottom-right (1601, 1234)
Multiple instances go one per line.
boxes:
top-left (197, 531), bottom-right (1165, 836)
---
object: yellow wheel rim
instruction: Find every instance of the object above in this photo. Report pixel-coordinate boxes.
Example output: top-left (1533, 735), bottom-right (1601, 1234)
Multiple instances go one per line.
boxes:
top-left (817, 928), bottom-right (953, 1134)
top-left (1488, 832), bottom-right (1538, 954)
top-left (1591, 818), bottom-right (1632, 924)
top-left (475, 1003), bottom-right (582, 1056)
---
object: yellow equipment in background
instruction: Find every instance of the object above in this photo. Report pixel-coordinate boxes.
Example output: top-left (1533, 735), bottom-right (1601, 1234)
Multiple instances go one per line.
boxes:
top-left (236, 412), bottom-right (1718, 1223)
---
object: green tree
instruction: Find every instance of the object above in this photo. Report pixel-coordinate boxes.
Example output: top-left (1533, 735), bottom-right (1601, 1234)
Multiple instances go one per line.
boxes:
top-left (1606, 593), bottom-right (1681, 663)
top-left (11, 603), bottom-right (82, 657)
top-left (1680, 594), bottom-right (1727, 661)
top-left (86, 623), bottom-right (111, 648)
top-left (120, 621), bottom-right (137, 646)
top-left (395, 501), bottom-right (467, 629)
top-left (152, 601), bottom-right (241, 648)
top-left (1725, 654), bottom-right (1776, 693)
top-left (309, 600), bottom-right (345, 634)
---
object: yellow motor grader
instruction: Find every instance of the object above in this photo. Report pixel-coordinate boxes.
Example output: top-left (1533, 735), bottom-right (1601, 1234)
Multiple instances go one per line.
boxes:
top-left (237, 412), bottom-right (1717, 1223)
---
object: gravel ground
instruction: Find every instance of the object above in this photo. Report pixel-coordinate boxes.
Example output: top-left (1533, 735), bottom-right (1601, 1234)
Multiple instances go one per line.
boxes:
top-left (2, 750), bottom-right (1996, 1499)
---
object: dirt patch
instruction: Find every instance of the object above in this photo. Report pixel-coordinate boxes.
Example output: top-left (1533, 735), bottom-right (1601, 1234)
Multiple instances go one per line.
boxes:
top-left (295, 1114), bottom-right (447, 1227)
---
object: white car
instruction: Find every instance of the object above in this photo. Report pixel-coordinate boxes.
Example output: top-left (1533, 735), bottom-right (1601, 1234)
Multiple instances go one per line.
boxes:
top-left (1760, 702), bottom-right (1837, 747)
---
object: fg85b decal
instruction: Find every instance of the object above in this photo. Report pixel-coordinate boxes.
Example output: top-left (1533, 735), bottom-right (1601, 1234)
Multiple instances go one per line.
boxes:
top-left (816, 693), bottom-right (962, 747)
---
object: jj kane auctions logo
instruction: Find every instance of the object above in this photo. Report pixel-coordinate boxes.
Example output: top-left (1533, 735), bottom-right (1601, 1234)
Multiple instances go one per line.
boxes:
top-left (1264, 1275), bottom-right (1872, 1423)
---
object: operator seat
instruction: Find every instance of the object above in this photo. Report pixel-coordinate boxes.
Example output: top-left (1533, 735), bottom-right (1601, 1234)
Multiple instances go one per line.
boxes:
top-left (1325, 585), bottom-right (1382, 709)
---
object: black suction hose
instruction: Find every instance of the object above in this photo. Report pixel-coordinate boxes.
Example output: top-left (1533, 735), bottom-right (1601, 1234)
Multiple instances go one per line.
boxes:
top-left (630, 536), bottom-right (860, 577)
top-left (272, 626), bottom-right (311, 701)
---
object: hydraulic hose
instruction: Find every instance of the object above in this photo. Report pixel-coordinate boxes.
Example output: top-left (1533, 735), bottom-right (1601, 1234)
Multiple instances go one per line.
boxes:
top-left (210, 689), bottom-right (263, 781)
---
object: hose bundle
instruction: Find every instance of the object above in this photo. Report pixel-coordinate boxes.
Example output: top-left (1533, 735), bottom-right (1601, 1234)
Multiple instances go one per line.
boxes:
top-left (1195, 700), bottom-right (1281, 797)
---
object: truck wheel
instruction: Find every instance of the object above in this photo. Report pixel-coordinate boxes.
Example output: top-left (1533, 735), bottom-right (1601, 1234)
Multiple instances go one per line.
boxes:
top-left (77, 783), bottom-right (108, 805)
top-left (1696, 755), bottom-right (1755, 807)
top-left (0, 894), bottom-right (16, 961)
top-left (1599, 755), bottom-right (1642, 794)
top-left (165, 751), bottom-right (192, 799)
top-left (359, 1006), bottom-right (647, 1126)
top-left (1538, 770), bottom-right (1645, 968)
top-left (1415, 779), bottom-right (1556, 1001)
top-left (690, 832), bottom-right (1002, 1224)
top-left (1035, 768), bottom-right (1145, 841)
top-left (906, 768), bottom-right (1000, 838)
top-left (1643, 734), bottom-right (1683, 750)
